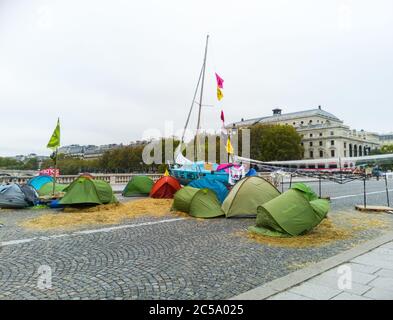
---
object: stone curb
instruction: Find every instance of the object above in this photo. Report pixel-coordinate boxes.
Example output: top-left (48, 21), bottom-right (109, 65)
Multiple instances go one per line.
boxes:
top-left (229, 231), bottom-right (393, 300)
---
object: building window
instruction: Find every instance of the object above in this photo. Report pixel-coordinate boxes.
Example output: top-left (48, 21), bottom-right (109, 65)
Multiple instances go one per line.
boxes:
top-left (344, 150), bottom-right (347, 157)
top-left (331, 140), bottom-right (335, 146)
top-left (320, 150), bottom-right (323, 158)
top-left (319, 132), bottom-right (323, 137)
top-left (310, 151), bottom-right (314, 158)
top-left (331, 150), bottom-right (335, 157)
top-left (301, 142), bottom-right (304, 146)
top-left (301, 121), bottom-right (304, 125)
top-left (309, 120), bottom-right (313, 124)
top-left (330, 131), bottom-right (334, 135)
top-left (319, 141), bottom-right (323, 146)
top-left (293, 122), bottom-right (296, 125)
top-left (310, 133), bottom-right (313, 138)
top-left (309, 141), bottom-right (313, 147)
top-left (344, 142), bottom-right (347, 148)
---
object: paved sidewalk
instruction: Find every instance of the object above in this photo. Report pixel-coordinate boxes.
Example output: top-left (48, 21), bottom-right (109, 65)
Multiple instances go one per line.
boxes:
top-left (231, 232), bottom-right (393, 300)
top-left (269, 240), bottom-right (393, 300)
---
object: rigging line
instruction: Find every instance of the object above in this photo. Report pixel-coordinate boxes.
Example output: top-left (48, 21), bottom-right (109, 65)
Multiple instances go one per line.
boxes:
top-left (180, 60), bottom-right (205, 144)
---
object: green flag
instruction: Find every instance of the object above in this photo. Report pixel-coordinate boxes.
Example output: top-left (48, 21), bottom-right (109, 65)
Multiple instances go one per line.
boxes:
top-left (47, 118), bottom-right (60, 150)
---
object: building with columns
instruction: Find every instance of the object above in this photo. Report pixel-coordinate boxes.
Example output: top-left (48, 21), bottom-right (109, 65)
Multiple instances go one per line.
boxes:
top-left (228, 106), bottom-right (381, 160)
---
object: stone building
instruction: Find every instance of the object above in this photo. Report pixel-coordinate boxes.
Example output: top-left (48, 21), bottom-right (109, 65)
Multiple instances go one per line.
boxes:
top-left (379, 133), bottom-right (393, 146)
top-left (228, 106), bottom-right (380, 160)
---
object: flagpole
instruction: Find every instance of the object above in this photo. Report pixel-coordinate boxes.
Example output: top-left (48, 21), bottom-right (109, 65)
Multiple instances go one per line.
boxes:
top-left (52, 147), bottom-right (58, 197)
top-left (195, 34), bottom-right (209, 161)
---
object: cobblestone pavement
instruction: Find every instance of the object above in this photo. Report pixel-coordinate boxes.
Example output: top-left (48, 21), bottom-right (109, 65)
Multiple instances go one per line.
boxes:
top-left (0, 179), bottom-right (392, 300)
top-left (268, 240), bottom-right (393, 300)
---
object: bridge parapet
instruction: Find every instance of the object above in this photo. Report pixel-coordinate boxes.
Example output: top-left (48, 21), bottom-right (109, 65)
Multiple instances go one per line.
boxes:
top-left (0, 173), bottom-right (163, 185)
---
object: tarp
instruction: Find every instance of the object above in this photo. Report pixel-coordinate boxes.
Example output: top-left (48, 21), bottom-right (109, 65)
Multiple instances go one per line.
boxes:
top-left (28, 175), bottom-right (53, 191)
top-left (249, 183), bottom-right (330, 237)
top-left (222, 176), bottom-right (281, 218)
top-left (189, 178), bottom-right (228, 203)
top-left (122, 176), bottom-right (154, 197)
top-left (0, 184), bottom-right (38, 208)
top-left (59, 177), bottom-right (117, 206)
top-left (172, 187), bottom-right (223, 218)
top-left (38, 182), bottom-right (68, 196)
top-left (150, 176), bottom-right (181, 199)
top-left (245, 168), bottom-right (257, 177)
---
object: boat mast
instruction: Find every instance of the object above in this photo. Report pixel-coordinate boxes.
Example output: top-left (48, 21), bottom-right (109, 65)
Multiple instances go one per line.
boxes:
top-left (195, 34), bottom-right (209, 159)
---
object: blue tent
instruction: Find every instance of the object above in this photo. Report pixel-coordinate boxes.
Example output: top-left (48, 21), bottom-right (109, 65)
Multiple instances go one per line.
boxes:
top-left (246, 168), bottom-right (257, 177)
top-left (0, 184), bottom-right (38, 208)
top-left (188, 178), bottom-right (229, 203)
top-left (28, 175), bottom-right (54, 191)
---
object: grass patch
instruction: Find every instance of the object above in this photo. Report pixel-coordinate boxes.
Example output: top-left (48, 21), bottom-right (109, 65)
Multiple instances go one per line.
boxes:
top-left (21, 198), bottom-right (187, 230)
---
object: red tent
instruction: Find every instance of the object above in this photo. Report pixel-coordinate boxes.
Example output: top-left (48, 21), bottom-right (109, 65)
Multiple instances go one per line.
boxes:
top-left (150, 176), bottom-right (181, 199)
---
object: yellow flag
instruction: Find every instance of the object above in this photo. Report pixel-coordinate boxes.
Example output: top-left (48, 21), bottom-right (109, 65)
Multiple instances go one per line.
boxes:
top-left (217, 87), bottom-right (224, 101)
top-left (164, 169), bottom-right (170, 176)
top-left (47, 118), bottom-right (60, 150)
top-left (226, 137), bottom-right (234, 154)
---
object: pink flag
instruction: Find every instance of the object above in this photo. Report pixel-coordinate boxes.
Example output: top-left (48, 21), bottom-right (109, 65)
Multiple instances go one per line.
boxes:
top-left (215, 73), bottom-right (224, 89)
top-left (220, 110), bottom-right (225, 123)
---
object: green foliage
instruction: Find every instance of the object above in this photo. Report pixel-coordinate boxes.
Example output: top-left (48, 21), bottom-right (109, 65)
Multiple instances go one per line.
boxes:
top-left (0, 157), bottom-right (39, 170)
top-left (248, 124), bottom-right (304, 161)
top-left (0, 157), bottom-right (21, 169)
top-left (41, 155), bottom-right (100, 175)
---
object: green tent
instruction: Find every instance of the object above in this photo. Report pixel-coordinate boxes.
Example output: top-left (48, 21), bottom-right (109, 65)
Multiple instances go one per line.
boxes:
top-left (222, 176), bottom-right (281, 218)
top-left (172, 187), bottom-right (224, 218)
top-left (38, 182), bottom-right (68, 196)
top-left (172, 186), bottom-right (199, 213)
top-left (59, 177), bottom-right (117, 206)
top-left (249, 183), bottom-right (330, 237)
top-left (122, 176), bottom-right (154, 197)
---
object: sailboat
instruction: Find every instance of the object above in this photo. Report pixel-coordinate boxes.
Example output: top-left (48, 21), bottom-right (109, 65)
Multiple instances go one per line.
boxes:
top-left (169, 35), bottom-right (243, 186)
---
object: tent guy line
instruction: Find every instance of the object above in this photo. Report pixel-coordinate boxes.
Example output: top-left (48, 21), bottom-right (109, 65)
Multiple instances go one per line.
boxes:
top-left (0, 217), bottom-right (186, 247)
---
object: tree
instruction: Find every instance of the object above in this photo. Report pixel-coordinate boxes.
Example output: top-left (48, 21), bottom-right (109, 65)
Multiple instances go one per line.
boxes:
top-left (247, 124), bottom-right (304, 161)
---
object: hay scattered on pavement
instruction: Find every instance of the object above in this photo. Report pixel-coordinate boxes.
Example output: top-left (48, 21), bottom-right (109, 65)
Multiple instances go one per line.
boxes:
top-left (238, 211), bottom-right (391, 248)
top-left (21, 198), bottom-right (187, 230)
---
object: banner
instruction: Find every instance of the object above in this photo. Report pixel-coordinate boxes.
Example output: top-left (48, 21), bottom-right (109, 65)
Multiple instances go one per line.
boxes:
top-left (39, 168), bottom-right (60, 177)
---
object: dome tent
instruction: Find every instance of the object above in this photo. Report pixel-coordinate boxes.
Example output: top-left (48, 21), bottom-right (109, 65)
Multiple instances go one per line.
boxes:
top-left (249, 183), bottom-right (330, 237)
top-left (189, 178), bottom-right (229, 203)
top-left (172, 186), bottom-right (199, 213)
top-left (0, 184), bottom-right (38, 209)
top-left (222, 176), bottom-right (280, 218)
top-left (59, 176), bottom-right (117, 206)
top-left (172, 186), bottom-right (224, 218)
top-left (150, 176), bottom-right (181, 199)
top-left (122, 176), bottom-right (154, 197)
top-left (38, 182), bottom-right (68, 196)
top-left (28, 175), bottom-right (53, 191)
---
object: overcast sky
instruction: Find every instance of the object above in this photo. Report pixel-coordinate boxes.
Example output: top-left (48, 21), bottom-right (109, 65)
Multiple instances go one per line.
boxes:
top-left (0, 0), bottom-right (392, 156)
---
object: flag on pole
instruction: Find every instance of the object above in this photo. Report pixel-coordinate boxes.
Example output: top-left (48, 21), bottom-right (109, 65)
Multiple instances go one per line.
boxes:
top-left (226, 137), bottom-right (234, 154)
top-left (47, 118), bottom-right (60, 150)
top-left (220, 110), bottom-right (225, 127)
top-left (215, 73), bottom-right (224, 89)
top-left (217, 87), bottom-right (224, 101)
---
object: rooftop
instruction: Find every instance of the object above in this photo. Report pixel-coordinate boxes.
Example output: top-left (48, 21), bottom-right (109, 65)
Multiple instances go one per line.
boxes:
top-left (229, 107), bottom-right (343, 127)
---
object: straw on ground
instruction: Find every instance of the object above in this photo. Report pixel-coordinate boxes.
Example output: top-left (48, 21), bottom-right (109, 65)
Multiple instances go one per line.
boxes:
top-left (237, 210), bottom-right (391, 248)
top-left (21, 199), bottom-right (187, 230)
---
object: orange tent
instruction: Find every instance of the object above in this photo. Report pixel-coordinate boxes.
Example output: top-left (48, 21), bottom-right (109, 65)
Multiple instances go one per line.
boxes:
top-left (150, 176), bottom-right (181, 199)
